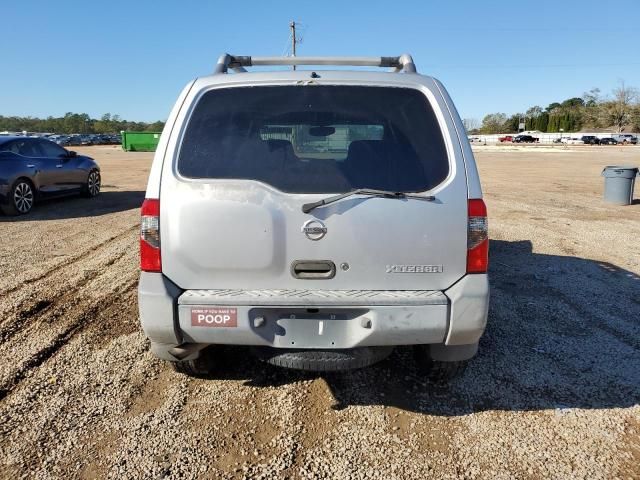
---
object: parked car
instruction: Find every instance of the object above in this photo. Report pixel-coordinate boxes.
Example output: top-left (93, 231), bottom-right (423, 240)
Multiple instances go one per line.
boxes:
top-left (498, 135), bottom-right (513, 142)
top-left (88, 135), bottom-right (103, 145)
top-left (580, 135), bottom-right (601, 145)
top-left (613, 134), bottom-right (638, 145)
top-left (138, 53), bottom-right (490, 382)
top-left (0, 136), bottom-right (100, 215)
top-left (54, 136), bottom-right (72, 146)
top-left (599, 137), bottom-right (618, 145)
top-left (468, 136), bottom-right (484, 143)
top-left (78, 135), bottom-right (93, 146)
top-left (565, 138), bottom-right (585, 145)
top-left (66, 136), bottom-right (82, 146)
top-left (513, 135), bottom-right (538, 143)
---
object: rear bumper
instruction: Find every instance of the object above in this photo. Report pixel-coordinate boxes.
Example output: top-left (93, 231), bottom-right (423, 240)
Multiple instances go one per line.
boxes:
top-left (138, 273), bottom-right (489, 361)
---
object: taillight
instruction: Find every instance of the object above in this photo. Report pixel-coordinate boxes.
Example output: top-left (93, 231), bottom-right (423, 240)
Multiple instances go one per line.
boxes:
top-left (140, 198), bottom-right (161, 272)
top-left (467, 199), bottom-right (488, 273)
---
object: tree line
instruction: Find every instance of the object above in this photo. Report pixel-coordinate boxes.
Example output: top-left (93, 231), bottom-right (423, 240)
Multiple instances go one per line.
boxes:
top-left (0, 113), bottom-right (165, 134)
top-left (464, 82), bottom-right (640, 135)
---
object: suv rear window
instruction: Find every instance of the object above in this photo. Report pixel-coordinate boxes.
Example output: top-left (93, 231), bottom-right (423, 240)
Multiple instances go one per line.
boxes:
top-left (178, 85), bottom-right (449, 193)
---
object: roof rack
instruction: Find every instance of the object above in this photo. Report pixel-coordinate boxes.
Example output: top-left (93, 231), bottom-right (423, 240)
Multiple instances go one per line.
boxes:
top-left (213, 54), bottom-right (417, 74)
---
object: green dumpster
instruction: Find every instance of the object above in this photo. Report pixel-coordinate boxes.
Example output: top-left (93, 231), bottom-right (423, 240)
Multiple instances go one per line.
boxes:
top-left (121, 131), bottom-right (161, 152)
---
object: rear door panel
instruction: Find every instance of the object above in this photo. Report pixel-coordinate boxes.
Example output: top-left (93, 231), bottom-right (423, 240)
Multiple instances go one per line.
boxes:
top-left (34, 140), bottom-right (78, 192)
top-left (161, 179), bottom-right (467, 290)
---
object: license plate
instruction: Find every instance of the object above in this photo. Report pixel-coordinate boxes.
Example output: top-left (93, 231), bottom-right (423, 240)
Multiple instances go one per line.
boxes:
top-left (278, 312), bottom-right (347, 321)
top-left (191, 307), bottom-right (237, 327)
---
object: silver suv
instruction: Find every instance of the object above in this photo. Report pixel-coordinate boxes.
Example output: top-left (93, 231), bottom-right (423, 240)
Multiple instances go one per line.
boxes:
top-left (613, 134), bottom-right (638, 145)
top-left (138, 54), bottom-right (489, 382)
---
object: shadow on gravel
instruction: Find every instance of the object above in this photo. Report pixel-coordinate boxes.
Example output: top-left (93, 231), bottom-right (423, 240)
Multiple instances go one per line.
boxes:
top-left (0, 190), bottom-right (145, 221)
top-left (206, 239), bottom-right (640, 415)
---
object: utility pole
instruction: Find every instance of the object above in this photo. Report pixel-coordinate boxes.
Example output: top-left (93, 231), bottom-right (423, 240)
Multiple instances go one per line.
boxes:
top-left (290, 21), bottom-right (297, 70)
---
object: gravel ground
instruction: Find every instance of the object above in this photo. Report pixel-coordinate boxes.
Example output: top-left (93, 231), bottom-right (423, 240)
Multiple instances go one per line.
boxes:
top-left (0, 145), bottom-right (638, 479)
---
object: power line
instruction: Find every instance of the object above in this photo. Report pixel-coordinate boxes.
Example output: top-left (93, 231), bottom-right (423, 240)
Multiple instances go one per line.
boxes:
top-left (428, 62), bottom-right (640, 69)
top-left (281, 31), bottom-right (292, 57)
top-left (417, 26), bottom-right (640, 32)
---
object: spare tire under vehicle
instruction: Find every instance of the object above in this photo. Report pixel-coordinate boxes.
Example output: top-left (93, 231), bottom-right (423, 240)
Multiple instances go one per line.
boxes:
top-left (252, 346), bottom-right (394, 372)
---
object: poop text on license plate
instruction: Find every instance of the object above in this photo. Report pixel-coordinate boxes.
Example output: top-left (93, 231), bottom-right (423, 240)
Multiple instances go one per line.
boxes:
top-left (191, 307), bottom-right (237, 327)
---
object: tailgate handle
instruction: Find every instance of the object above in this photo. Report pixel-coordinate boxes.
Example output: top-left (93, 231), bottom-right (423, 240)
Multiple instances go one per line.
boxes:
top-left (291, 260), bottom-right (336, 279)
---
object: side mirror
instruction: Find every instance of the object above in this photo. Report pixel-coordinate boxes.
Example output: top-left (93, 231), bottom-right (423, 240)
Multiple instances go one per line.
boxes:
top-left (67, 150), bottom-right (77, 158)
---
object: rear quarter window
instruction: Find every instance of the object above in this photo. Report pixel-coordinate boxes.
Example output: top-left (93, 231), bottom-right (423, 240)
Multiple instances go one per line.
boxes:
top-left (177, 85), bottom-right (449, 193)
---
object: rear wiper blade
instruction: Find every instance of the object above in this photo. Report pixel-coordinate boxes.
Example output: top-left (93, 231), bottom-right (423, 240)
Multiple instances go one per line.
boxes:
top-left (302, 188), bottom-right (435, 214)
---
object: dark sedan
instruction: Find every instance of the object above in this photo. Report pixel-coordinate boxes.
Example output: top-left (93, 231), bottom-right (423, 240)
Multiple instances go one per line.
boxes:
top-left (0, 136), bottom-right (100, 215)
top-left (580, 135), bottom-right (601, 145)
top-left (513, 134), bottom-right (539, 143)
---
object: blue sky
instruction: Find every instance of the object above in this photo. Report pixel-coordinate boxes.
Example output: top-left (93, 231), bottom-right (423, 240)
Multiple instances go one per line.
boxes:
top-left (2, 0), bottom-right (639, 122)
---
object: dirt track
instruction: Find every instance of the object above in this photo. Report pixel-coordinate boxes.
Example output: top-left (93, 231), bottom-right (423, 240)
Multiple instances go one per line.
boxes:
top-left (0, 145), bottom-right (638, 479)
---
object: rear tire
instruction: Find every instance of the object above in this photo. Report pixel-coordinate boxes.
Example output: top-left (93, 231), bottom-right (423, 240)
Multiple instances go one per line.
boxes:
top-left (1, 179), bottom-right (34, 215)
top-left (413, 345), bottom-right (468, 384)
top-left (254, 346), bottom-right (393, 372)
top-left (171, 348), bottom-right (216, 377)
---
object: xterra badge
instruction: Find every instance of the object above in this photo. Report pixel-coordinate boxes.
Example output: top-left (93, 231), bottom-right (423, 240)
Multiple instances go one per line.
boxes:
top-left (386, 265), bottom-right (443, 273)
top-left (302, 219), bottom-right (327, 241)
